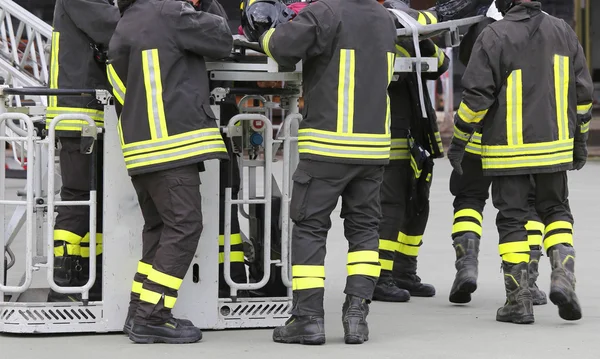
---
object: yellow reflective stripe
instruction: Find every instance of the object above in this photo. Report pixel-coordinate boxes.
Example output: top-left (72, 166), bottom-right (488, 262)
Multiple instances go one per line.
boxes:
top-left (117, 117), bottom-right (125, 146)
top-left (298, 141), bottom-right (390, 160)
top-left (141, 49), bottom-right (168, 140)
top-left (53, 230), bottom-right (82, 244)
top-left (131, 281), bottom-right (143, 294)
top-left (498, 241), bottom-right (530, 256)
top-left (527, 234), bottom-right (543, 247)
top-left (397, 232), bottom-right (422, 246)
top-left (107, 64), bottom-right (126, 105)
top-left (347, 250), bottom-right (379, 264)
top-left (577, 103), bottom-right (592, 115)
top-left (397, 243), bottom-right (419, 256)
top-left (386, 52), bottom-right (395, 135)
top-left (417, 12), bottom-right (436, 25)
top-left (218, 233), bottom-right (243, 246)
top-left (423, 11), bottom-right (438, 24)
top-left (457, 102), bottom-right (487, 124)
top-left (46, 107), bottom-right (104, 123)
top-left (453, 126), bottom-right (471, 142)
top-left (139, 288), bottom-right (161, 304)
top-left (544, 233), bottom-right (573, 248)
top-left (435, 45), bottom-right (445, 67)
top-left (124, 140), bottom-right (227, 170)
top-left (292, 265), bottom-right (325, 278)
top-left (49, 31), bottom-right (60, 108)
top-left (554, 55), bottom-right (570, 141)
top-left (452, 222), bottom-right (482, 236)
top-left (148, 268), bottom-right (183, 290)
top-left (482, 139), bottom-right (573, 156)
top-left (465, 143), bottom-right (482, 155)
top-left (81, 233), bottom-right (103, 245)
top-left (395, 45), bottom-right (411, 58)
top-left (379, 239), bottom-right (399, 252)
top-left (261, 28), bottom-right (275, 59)
top-left (380, 259), bottom-right (393, 271)
top-left (580, 121), bottom-right (590, 134)
top-left (502, 253), bottom-right (530, 264)
top-left (410, 155), bottom-right (422, 178)
top-left (391, 138), bottom-right (409, 149)
top-left (391, 150), bottom-right (410, 160)
top-left (525, 220), bottom-right (545, 234)
top-left (337, 49), bottom-right (356, 134)
top-left (298, 128), bottom-right (390, 141)
top-left (426, 172), bottom-right (432, 182)
top-left (218, 251), bottom-right (245, 264)
top-left (545, 221), bottom-right (573, 233)
top-left (164, 295), bottom-right (177, 309)
top-left (292, 277), bottom-right (324, 290)
top-left (347, 263), bottom-right (381, 277)
top-left (454, 209), bottom-right (483, 224)
top-left (506, 69), bottom-right (524, 146)
top-left (80, 245), bottom-right (102, 258)
top-left (122, 127), bottom-right (223, 155)
top-left (138, 261), bottom-right (152, 276)
top-left (54, 244), bottom-right (80, 257)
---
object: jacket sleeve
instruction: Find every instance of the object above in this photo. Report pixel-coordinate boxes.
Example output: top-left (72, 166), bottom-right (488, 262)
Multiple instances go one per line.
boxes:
top-left (420, 40), bottom-right (450, 80)
top-left (259, 2), bottom-right (336, 68)
top-left (454, 27), bottom-right (501, 138)
top-left (569, 28), bottom-right (594, 126)
top-left (62, 0), bottom-right (120, 46)
top-left (200, 0), bottom-right (229, 19)
top-left (166, 1), bottom-right (233, 60)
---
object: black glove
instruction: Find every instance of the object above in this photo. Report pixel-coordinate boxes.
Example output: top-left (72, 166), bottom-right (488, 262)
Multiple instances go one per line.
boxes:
top-left (572, 121), bottom-right (589, 170)
top-left (447, 136), bottom-right (468, 175)
top-left (419, 39), bottom-right (437, 57)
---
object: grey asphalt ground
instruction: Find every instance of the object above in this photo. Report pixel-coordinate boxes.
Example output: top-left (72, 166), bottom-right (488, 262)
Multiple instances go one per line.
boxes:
top-left (1, 160), bottom-right (599, 359)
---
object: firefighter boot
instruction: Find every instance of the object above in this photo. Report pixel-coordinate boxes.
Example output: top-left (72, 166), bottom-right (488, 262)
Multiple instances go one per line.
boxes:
top-left (528, 248), bottom-right (547, 305)
top-left (548, 244), bottom-right (582, 321)
top-left (496, 261), bottom-right (535, 324)
top-left (272, 316), bottom-right (326, 345)
top-left (373, 275), bottom-right (410, 302)
top-left (342, 295), bottom-right (370, 345)
top-left (123, 311), bottom-right (194, 334)
top-left (449, 235), bottom-right (479, 304)
top-left (47, 256), bottom-right (83, 302)
top-left (128, 317), bottom-right (203, 344)
top-left (393, 253), bottom-right (436, 297)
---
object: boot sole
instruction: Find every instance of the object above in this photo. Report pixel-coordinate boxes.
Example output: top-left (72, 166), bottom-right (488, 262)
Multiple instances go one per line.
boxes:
top-left (549, 289), bottom-right (582, 321)
top-left (273, 333), bottom-right (326, 345)
top-left (449, 280), bottom-right (477, 304)
top-left (532, 297), bottom-right (548, 306)
top-left (123, 324), bottom-right (131, 335)
top-left (344, 334), bottom-right (369, 345)
top-left (128, 332), bottom-right (202, 344)
top-left (372, 294), bottom-right (410, 303)
top-left (408, 290), bottom-right (436, 298)
top-left (496, 314), bottom-right (535, 325)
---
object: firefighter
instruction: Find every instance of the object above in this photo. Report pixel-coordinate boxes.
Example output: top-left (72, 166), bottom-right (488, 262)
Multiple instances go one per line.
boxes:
top-left (374, 4), bottom-right (449, 300)
top-left (449, 15), bottom-right (548, 306)
top-left (258, 0), bottom-right (397, 345)
top-left (447, 0), bottom-right (594, 324)
top-left (107, 0), bottom-right (233, 343)
top-left (46, 0), bottom-right (119, 303)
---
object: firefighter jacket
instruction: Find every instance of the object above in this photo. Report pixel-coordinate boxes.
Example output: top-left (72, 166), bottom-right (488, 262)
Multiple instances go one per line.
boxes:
top-left (260, 0), bottom-right (397, 165)
top-left (106, 0), bottom-right (232, 176)
top-left (48, 0), bottom-right (119, 136)
top-left (390, 39), bottom-right (449, 162)
top-left (454, 2), bottom-right (594, 176)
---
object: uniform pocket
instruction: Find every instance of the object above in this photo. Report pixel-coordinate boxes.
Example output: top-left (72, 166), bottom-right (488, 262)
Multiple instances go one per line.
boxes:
top-left (290, 169), bottom-right (313, 223)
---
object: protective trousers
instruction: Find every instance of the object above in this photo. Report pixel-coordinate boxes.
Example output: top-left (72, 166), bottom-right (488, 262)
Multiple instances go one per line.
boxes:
top-left (290, 159), bottom-right (384, 316)
top-left (378, 160), bottom-right (431, 279)
top-left (51, 137), bottom-right (104, 300)
top-left (450, 154), bottom-right (544, 252)
top-left (128, 164), bottom-right (203, 325)
top-left (492, 172), bottom-right (574, 264)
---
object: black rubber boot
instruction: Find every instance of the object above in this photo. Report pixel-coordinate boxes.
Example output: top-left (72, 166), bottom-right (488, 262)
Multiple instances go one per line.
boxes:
top-left (128, 317), bottom-right (203, 344)
top-left (342, 295), bottom-right (370, 345)
top-left (548, 244), bottom-right (582, 321)
top-left (449, 235), bottom-right (479, 304)
top-left (393, 253), bottom-right (436, 297)
top-left (496, 261), bottom-right (535, 324)
top-left (373, 277), bottom-right (410, 302)
top-left (47, 256), bottom-right (83, 302)
top-left (272, 316), bottom-right (326, 345)
top-left (528, 248), bottom-right (547, 306)
top-left (123, 312), bottom-right (194, 334)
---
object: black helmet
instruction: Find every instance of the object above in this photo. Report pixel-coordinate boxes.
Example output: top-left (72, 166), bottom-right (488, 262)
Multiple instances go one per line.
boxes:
top-left (495, 0), bottom-right (516, 15)
top-left (241, 0), bottom-right (295, 42)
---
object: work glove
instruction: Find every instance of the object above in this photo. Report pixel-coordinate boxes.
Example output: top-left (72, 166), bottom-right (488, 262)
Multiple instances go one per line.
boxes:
top-left (447, 135), bottom-right (468, 175)
top-left (572, 120), bottom-right (590, 171)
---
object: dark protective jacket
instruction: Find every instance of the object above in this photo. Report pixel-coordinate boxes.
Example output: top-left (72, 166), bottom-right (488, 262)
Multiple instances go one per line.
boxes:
top-left (106, 0), bottom-right (232, 176)
top-left (47, 0), bottom-right (119, 136)
top-left (390, 39), bottom-right (449, 162)
top-left (454, 2), bottom-right (594, 175)
top-left (260, 0), bottom-right (397, 165)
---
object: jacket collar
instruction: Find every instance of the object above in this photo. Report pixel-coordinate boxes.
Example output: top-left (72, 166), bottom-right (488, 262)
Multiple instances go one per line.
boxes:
top-left (504, 1), bottom-right (542, 21)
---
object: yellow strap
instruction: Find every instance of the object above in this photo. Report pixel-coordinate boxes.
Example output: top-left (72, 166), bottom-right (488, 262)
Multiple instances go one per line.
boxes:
top-left (347, 250), bottom-right (379, 264)
top-left (498, 241), bottom-right (530, 256)
top-left (292, 277), bottom-right (324, 290)
top-left (53, 230), bottom-right (82, 245)
top-left (347, 263), bottom-right (381, 277)
top-left (502, 252), bottom-right (530, 264)
top-left (379, 239), bottom-right (400, 252)
top-left (544, 233), bottom-right (573, 249)
top-left (218, 251), bottom-right (245, 264)
top-left (131, 281), bottom-right (143, 294)
top-left (379, 259), bottom-right (393, 271)
top-left (452, 221), bottom-right (483, 237)
top-left (292, 265), bottom-right (325, 278)
top-left (545, 220), bottom-right (573, 233)
top-left (397, 243), bottom-right (419, 257)
top-left (218, 233), bottom-right (243, 246)
top-left (454, 209), bottom-right (483, 224)
top-left (147, 268), bottom-right (183, 290)
top-left (137, 261), bottom-right (152, 276)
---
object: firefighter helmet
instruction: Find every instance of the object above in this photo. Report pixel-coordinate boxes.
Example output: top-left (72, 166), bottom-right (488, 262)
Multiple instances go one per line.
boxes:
top-left (241, 0), bottom-right (295, 42)
top-left (494, 0), bottom-right (516, 15)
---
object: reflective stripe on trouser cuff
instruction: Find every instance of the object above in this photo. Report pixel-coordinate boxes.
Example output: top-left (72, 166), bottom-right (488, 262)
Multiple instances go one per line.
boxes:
top-left (452, 221), bottom-right (482, 237)
top-left (147, 268), bottom-right (183, 291)
top-left (219, 251), bottom-right (245, 264)
top-left (132, 281), bottom-right (143, 294)
top-left (398, 232), bottom-right (422, 246)
top-left (525, 221), bottom-right (544, 235)
top-left (379, 239), bottom-right (399, 252)
top-left (54, 244), bottom-right (80, 256)
top-left (502, 253), bottom-right (530, 264)
top-left (218, 233), bottom-right (243, 246)
top-left (527, 234), bottom-right (543, 247)
top-left (397, 243), bottom-right (419, 257)
top-left (138, 261), bottom-right (152, 276)
top-left (454, 209), bottom-right (483, 224)
top-left (544, 233), bottom-right (573, 249)
top-left (53, 230), bottom-right (82, 244)
top-left (380, 259), bottom-right (393, 271)
top-left (347, 250), bottom-right (379, 264)
top-left (80, 245), bottom-right (103, 258)
top-left (292, 265), bottom-right (325, 278)
top-left (347, 263), bottom-right (381, 277)
top-left (545, 221), bottom-right (573, 233)
top-left (292, 277), bottom-right (324, 290)
top-left (139, 288), bottom-right (177, 309)
top-left (81, 233), bottom-right (103, 245)
top-left (498, 241), bottom-right (530, 256)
